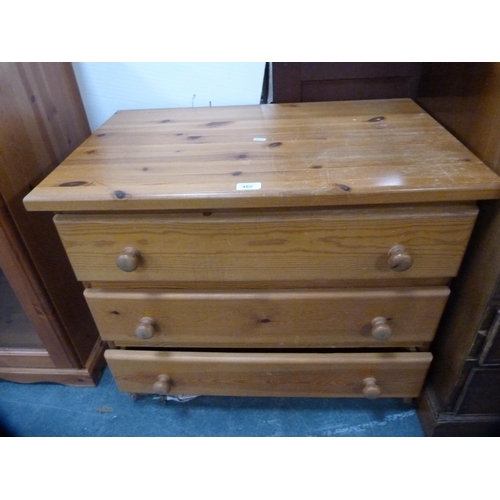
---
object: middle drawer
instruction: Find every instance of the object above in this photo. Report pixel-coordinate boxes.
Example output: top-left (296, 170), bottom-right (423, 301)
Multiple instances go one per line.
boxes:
top-left (85, 287), bottom-right (449, 348)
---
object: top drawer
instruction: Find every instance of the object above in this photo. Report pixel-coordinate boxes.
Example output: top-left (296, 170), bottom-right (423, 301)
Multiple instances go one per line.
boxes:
top-left (54, 204), bottom-right (477, 283)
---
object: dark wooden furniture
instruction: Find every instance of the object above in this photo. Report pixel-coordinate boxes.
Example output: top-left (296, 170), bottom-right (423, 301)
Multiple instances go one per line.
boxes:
top-left (416, 63), bottom-right (500, 436)
top-left (0, 63), bottom-right (105, 385)
top-left (268, 63), bottom-right (422, 103)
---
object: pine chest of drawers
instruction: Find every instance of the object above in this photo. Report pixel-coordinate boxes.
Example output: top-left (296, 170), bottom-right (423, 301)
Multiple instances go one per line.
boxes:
top-left (24, 99), bottom-right (500, 400)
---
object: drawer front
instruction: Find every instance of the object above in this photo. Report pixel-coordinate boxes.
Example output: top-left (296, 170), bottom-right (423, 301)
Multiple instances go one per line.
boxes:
top-left (54, 205), bottom-right (477, 283)
top-left (104, 350), bottom-right (433, 398)
top-left (86, 287), bottom-right (449, 347)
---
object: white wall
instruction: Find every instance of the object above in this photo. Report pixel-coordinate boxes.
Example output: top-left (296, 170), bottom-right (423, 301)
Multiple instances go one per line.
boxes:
top-left (72, 62), bottom-right (266, 131)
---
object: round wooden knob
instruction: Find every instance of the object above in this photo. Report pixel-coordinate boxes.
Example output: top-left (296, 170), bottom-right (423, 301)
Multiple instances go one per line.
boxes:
top-left (116, 247), bottom-right (141, 272)
top-left (135, 317), bottom-right (156, 340)
top-left (388, 245), bottom-right (413, 272)
top-left (153, 374), bottom-right (171, 395)
top-left (363, 377), bottom-right (381, 399)
top-left (371, 317), bottom-right (392, 341)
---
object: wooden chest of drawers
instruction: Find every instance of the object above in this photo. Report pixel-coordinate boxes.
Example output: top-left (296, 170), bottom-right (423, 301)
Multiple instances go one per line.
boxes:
top-left (24, 99), bottom-right (500, 400)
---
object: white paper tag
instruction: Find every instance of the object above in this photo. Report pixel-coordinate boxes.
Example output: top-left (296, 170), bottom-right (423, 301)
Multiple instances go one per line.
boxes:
top-left (236, 182), bottom-right (262, 191)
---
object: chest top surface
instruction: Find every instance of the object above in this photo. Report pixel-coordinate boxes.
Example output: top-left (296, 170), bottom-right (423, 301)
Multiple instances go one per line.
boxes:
top-left (24, 99), bottom-right (500, 212)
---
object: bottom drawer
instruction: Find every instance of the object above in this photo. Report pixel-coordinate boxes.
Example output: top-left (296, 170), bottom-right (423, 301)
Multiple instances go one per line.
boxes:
top-left (105, 350), bottom-right (432, 399)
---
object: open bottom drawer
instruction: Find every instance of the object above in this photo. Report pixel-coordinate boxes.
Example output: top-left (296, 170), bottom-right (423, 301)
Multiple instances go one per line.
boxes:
top-left (105, 350), bottom-right (432, 399)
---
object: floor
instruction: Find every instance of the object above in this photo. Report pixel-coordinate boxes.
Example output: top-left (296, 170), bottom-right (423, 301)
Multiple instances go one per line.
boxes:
top-left (0, 366), bottom-right (424, 437)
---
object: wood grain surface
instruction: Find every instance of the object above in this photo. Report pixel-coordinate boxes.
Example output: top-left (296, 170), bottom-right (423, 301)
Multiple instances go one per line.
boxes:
top-left (105, 349), bottom-right (433, 398)
top-left (54, 204), bottom-right (477, 282)
top-left (0, 62), bottom-right (100, 372)
top-left (24, 99), bottom-right (500, 212)
top-left (85, 287), bottom-right (449, 348)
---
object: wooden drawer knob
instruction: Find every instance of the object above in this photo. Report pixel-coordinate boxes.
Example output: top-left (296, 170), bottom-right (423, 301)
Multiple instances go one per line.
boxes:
top-left (388, 245), bottom-right (413, 272)
top-left (135, 317), bottom-right (156, 340)
top-left (363, 377), bottom-right (381, 399)
top-left (116, 247), bottom-right (141, 272)
top-left (153, 374), bottom-right (171, 395)
top-left (371, 317), bottom-right (392, 341)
